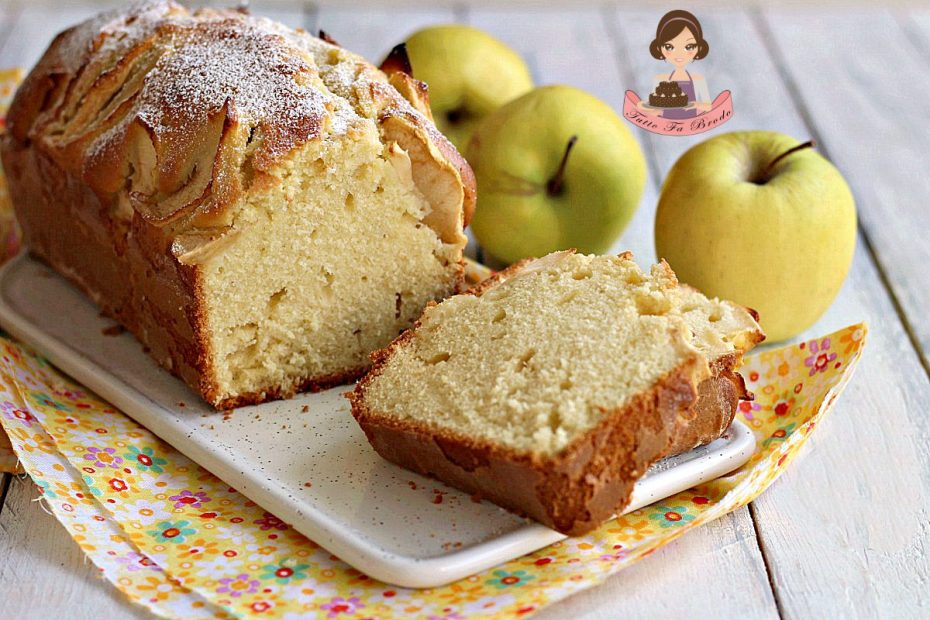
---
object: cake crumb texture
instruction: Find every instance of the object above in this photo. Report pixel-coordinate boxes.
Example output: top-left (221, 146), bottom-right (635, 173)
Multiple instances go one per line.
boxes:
top-left (358, 251), bottom-right (763, 456)
top-left (350, 251), bottom-right (764, 534)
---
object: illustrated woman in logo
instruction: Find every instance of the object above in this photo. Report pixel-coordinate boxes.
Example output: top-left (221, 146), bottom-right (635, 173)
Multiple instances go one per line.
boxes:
top-left (641, 10), bottom-right (712, 119)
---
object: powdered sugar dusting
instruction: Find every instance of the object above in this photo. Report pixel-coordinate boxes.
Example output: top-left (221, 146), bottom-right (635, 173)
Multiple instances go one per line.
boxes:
top-left (23, 0), bottom-right (462, 229)
top-left (64, 1), bottom-right (355, 169)
top-left (49, 0), bottom-right (180, 75)
top-left (136, 19), bottom-right (331, 151)
top-left (317, 54), bottom-right (363, 97)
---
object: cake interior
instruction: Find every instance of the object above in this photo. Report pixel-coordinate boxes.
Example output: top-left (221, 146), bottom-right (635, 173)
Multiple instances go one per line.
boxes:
top-left (199, 119), bottom-right (462, 405)
top-left (361, 252), bottom-right (759, 457)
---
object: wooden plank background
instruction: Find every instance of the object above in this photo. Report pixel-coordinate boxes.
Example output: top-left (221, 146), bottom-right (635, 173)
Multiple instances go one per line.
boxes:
top-left (1, 1), bottom-right (928, 618)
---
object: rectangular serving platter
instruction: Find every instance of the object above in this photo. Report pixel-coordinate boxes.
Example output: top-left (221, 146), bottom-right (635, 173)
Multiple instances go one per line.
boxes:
top-left (0, 253), bottom-right (755, 588)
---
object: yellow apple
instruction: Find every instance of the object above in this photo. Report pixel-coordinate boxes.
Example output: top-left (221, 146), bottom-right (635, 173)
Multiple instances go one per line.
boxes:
top-left (394, 25), bottom-right (533, 152)
top-left (655, 131), bottom-right (857, 342)
top-left (466, 85), bottom-right (646, 263)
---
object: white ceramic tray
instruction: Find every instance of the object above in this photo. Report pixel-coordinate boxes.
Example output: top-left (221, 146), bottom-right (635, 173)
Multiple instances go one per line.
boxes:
top-left (0, 253), bottom-right (755, 588)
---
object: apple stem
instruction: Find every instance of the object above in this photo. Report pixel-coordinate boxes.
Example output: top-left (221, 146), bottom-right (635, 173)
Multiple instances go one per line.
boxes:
top-left (547, 135), bottom-right (578, 196)
top-left (762, 139), bottom-right (816, 181)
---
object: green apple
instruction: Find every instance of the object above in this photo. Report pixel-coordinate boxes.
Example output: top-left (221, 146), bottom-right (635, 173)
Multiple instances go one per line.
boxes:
top-left (466, 85), bottom-right (647, 263)
top-left (398, 25), bottom-right (533, 151)
top-left (655, 131), bottom-right (856, 342)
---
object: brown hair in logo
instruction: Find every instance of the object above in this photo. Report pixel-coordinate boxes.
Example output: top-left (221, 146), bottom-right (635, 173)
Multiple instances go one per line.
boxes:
top-left (649, 10), bottom-right (709, 60)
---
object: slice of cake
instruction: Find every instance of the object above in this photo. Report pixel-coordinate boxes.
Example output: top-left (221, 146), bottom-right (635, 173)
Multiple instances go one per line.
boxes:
top-left (1, 1), bottom-right (474, 409)
top-left (349, 250), bottom-right (764, 535)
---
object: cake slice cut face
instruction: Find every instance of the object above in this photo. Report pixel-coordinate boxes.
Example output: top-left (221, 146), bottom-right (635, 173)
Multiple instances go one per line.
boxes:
top-left (197, 116), bottom-right (464, 407)
top-left (350, 251), bottom-right (764, 535)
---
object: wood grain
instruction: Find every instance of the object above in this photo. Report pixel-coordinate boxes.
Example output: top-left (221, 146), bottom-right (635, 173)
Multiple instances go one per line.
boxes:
top-left (0, 4), bottom-right (455, 619)
top-left (0, 475), bottom-right (149, 620)
top-left (748, 9), bottom-right (930, 617)
top-left (0, 3), bottom-right (17, 47)
top-left (0, 4), bottom-right (160, 618)
top-left (536, 510), bottom-right (779, 620)
top-left (609, 7), bottom-right (930, 617)
top-left (761, 7), bottom-right (930, 371)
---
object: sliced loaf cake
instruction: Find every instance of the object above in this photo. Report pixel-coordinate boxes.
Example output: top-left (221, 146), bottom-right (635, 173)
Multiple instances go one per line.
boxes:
top-left (2, 2), bottom-right (474, 409)
top-left (349, 250), bottom-right (764, 535)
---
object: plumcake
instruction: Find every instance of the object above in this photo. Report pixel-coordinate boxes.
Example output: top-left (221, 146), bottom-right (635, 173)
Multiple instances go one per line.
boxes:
top-left (349, 251), bottom-right (764, 536)
top-left (0, 1), bottom-right (474, 409)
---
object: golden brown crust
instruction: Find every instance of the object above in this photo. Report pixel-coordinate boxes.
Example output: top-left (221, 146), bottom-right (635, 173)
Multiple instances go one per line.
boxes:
top-left (376, 43), bottom-right (476, 228)
top-left (0, 136), bottom-right (211, 392)
top-left (373, 100), bottom-right (476, 232)
top-left (317, 30), bottom-right (340, 46)
top-left (6, 0), bottom-right (475, 246)
top-left (1, 134), bottom-right (411, 410)
top-left (378, 44), bottom-right (432, 121)
top-left (462, 250), bottom-right (578, 297)
top-left (350, 351), bottom-right (714, 536)
top-left (348, 252), bottom-right (760, 535)
top-left (8, 1), bottom-right (323, 230)
top-left (2, 2), bottom-right (472, 410)
top-left (351, 353), bottom-right (746, 537)
top-left (421, 125), bottom-right (476, 229)
top-left (665, 367), bottom-right (744, 456)
top-left (216, 366), bottom-right (367, 410)
top-left (463, 256), bottom-right (538, 296)
top-left (380, 43), bottom-right (414, 78)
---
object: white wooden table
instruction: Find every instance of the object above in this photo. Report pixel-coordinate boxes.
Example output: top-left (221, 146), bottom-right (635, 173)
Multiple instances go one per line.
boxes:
top-left (1, 1), bottom-right (929, 618)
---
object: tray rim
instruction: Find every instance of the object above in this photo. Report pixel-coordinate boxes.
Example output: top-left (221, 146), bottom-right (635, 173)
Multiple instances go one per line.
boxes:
top-left (0, 252), bottom-right (756, 588)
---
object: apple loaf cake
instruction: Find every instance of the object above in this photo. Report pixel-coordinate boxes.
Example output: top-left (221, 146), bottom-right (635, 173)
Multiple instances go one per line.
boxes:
top-left (349, 250), bottom-right (764, 535)
top-left (0, 1), bottom-right (474, 409)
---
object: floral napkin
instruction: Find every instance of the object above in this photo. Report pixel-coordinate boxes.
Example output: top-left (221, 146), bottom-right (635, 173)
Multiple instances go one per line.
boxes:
top-left (0, 322), bottom-right (866, 619)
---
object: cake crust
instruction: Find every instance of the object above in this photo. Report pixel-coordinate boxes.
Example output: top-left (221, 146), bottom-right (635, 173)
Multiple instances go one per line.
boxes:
top-left (5, 0), bottom-right (476, 232)
top-left (1, 1), bottom-right (475, 409)
top-left (350, 335), bottom-right (748, 536)
top-left (349, 253), bottom-right (762, 536)
top-left (350, 370), bottom-right (686, 536)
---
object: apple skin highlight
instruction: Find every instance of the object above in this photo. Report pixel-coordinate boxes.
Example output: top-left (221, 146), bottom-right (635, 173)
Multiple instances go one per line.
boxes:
top-left (401, 25), bottom-right (534, 153)
top-left (655, 131), bottom-right (857, 342)
top-left (467, 85), bottom-right (647, 264)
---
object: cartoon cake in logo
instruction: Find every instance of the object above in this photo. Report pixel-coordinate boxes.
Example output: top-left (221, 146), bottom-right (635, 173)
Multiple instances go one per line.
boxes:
top-left (649, 81), bottom-right (689, 109)
top-left (624, 10), bottom-right (733, 135)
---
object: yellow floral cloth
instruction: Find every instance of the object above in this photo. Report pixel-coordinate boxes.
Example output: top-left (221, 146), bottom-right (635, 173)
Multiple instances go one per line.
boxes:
top-left (0, 68), bottom-right (23, 473)
top-left (0, 323), bottom-right (866, 619)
